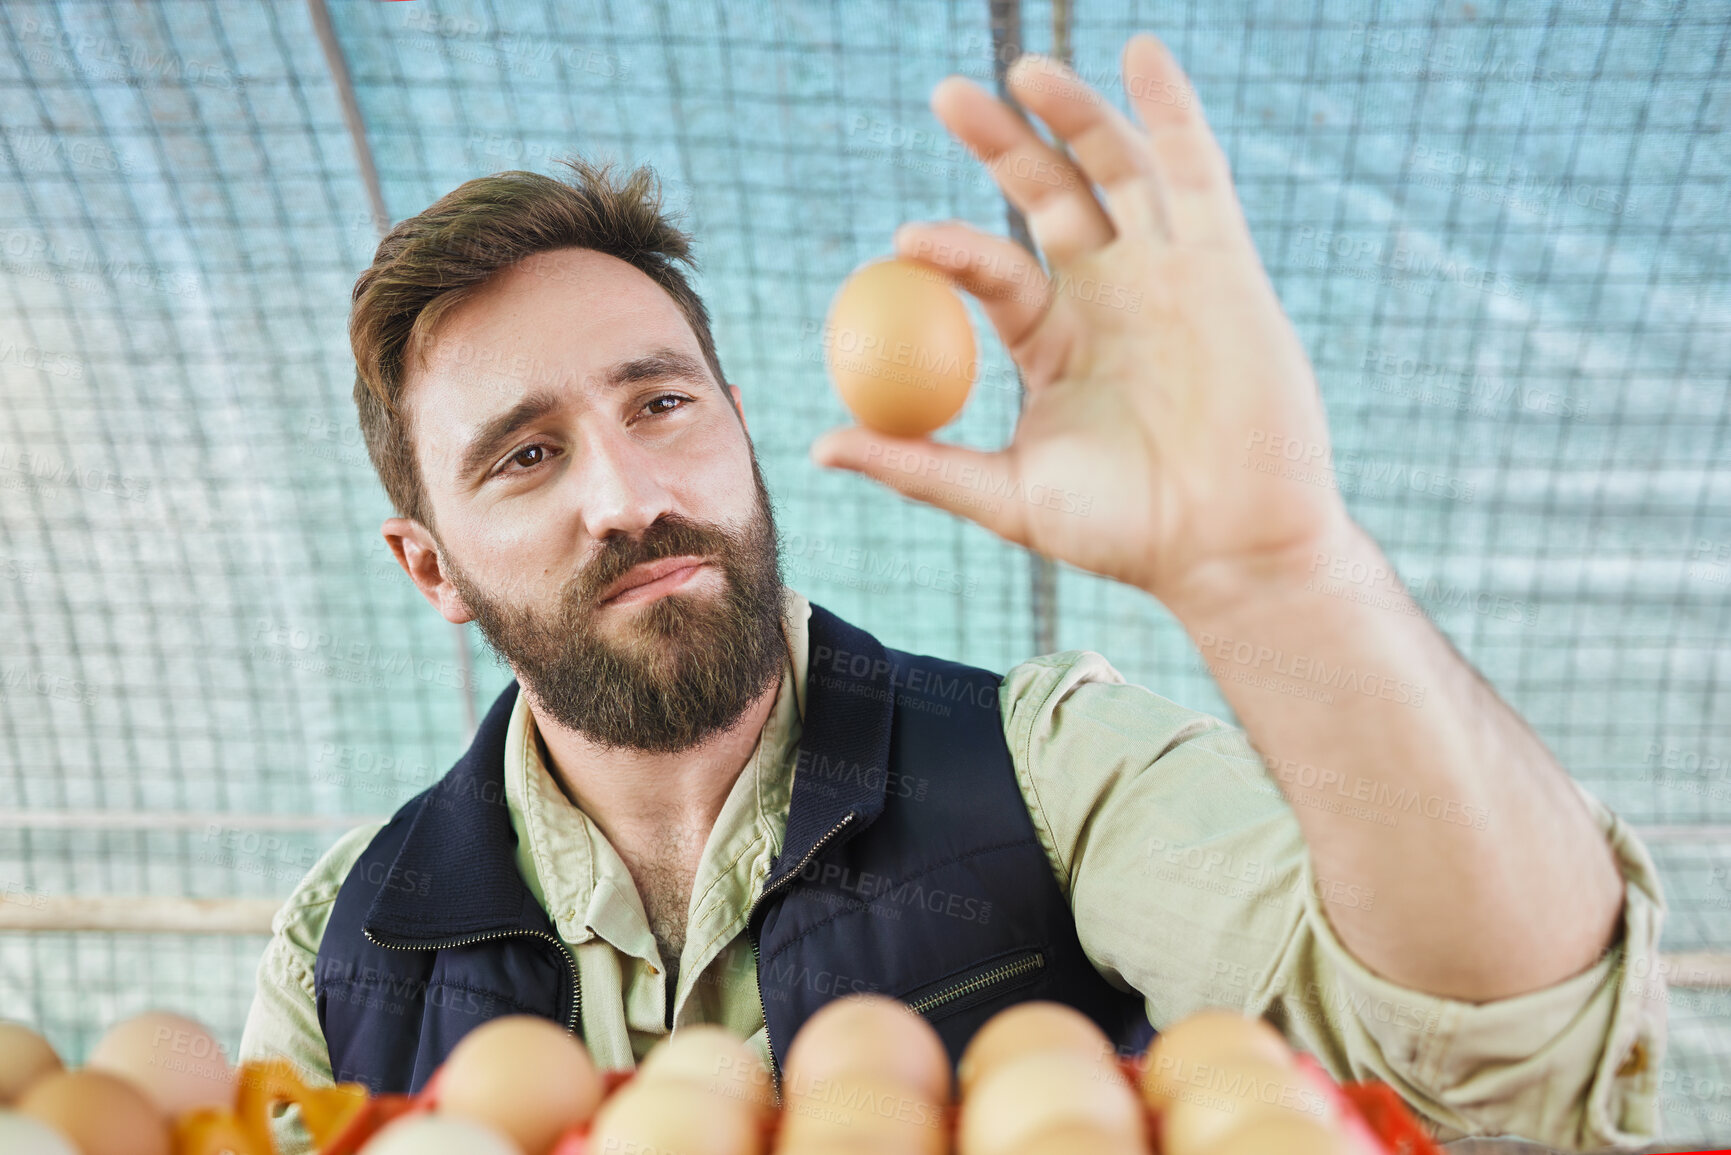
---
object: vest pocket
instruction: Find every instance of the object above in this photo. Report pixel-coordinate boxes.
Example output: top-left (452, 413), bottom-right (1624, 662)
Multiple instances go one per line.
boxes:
top-left (902, 948), bottom-right (1046, 1021)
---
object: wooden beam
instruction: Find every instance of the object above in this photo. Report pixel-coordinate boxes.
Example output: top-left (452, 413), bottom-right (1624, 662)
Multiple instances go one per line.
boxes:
top-left (0, 897), bottom-right (280, 934)
top-left (0, 811), bottom-right (377, 831)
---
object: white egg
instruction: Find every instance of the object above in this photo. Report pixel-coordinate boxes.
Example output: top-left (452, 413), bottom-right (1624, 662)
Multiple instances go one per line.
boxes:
top-left (360, 1114), bottom-right (523, 1155)
top-left (0, 1109), bottom-right (80, 1155)
top-left (637, 1025), bottom-right (775, 1115)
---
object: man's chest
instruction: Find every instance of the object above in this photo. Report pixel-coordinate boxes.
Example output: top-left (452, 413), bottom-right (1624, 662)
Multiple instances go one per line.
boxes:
top-left (616, 825), bottom-right (708, 963)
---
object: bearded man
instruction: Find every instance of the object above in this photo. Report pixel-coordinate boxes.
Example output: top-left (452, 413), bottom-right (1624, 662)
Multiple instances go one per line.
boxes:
top-left (241, 35), bottom-right (1663, 1153)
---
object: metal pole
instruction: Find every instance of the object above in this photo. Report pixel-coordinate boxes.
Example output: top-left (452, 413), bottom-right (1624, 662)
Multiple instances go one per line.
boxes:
top-left (988, 0), bottom-right (1061, 657)
top-left (307, 0), bottom-right (479, 737)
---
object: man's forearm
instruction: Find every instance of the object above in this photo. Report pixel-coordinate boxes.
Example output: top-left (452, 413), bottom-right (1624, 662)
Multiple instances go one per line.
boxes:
top-left (1165, 515), bottom-right (1624, 1002)
top-left (818, 37), bottom-right (1628, 1004)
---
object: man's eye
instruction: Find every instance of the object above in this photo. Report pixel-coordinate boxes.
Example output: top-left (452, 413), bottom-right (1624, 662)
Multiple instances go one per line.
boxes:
top-left (644, 393), bottom-right (689, 416)
top-left (506, 444), bottom-right (550, 471)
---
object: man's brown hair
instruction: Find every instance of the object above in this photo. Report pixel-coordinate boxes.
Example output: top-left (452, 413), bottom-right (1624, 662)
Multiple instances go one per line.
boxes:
top-left (349, 156), bottom-right (726, 531)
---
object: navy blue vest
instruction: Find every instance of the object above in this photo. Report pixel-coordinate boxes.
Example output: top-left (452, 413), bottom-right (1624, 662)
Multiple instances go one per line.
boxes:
top-left (315, 603), bottom-right (1151, 1093)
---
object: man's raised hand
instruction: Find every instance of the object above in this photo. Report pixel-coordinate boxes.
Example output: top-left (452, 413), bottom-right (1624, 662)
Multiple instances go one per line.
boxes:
top-left (811, 34), bottom-right (1351, 620)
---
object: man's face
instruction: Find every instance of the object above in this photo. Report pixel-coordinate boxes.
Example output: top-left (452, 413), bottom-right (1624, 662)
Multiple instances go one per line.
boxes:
top-left (399, 247), bottom-right (784, 753)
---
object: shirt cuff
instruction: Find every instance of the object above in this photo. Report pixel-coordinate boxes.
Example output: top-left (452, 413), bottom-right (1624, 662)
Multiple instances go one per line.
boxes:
top-left (1296, 780), bottom-right (1667, 1150)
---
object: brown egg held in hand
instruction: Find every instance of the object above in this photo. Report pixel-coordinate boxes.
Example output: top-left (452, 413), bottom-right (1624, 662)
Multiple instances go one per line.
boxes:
top-left (0, 1023), bottom-right (61, 1105)
top-left (17, 1069), bottom-right (171, 1155)
top-left (824, 257), bottom-right (976, 437)
top-left (958, 1051), bottom-right (1144, 1155)
top-left (592, 1076), bottom-right (762, 1155)
top-left (1157, 1056), bottom-right (1335, 1155)
top-left (1141, 1010), bottom-right (1293, 1113)
top-left (780, 1072), bottom-right (945, 1155)
top-left (435, 1015), bottom-right (601, 1155)
top-left (87, 1011), bottom-right (234, 1117)
top-left (782, 994), bottom-right (951, 1105)
top-left (957, 1001), bottom-right (1116, 1097)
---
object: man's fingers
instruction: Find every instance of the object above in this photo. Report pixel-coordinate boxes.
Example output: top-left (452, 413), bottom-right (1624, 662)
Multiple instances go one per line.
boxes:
top-left (893, 222), bottom-right (1079, 393)
top-left (929, 75), bottom-right (1115, 266)
top-left (1121, 32), bottom-right (1204, 132)
top-left (1005, 54), bottom-right (1172, 243)
top-left (809, 426), bottom-right (1025, 546)
top-left (892, 221), bottom-right (1049, 351)
top-left (1122, 33), bottom-right (1245, 248)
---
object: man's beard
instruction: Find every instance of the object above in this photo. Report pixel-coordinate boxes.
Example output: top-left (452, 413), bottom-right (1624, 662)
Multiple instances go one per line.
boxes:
top-left (444, 459), bottom-right (786, 754)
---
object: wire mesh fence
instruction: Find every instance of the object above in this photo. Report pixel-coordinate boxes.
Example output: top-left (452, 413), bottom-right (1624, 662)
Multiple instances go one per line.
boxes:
top-left (0, 0), bottom-right (1726, 1146)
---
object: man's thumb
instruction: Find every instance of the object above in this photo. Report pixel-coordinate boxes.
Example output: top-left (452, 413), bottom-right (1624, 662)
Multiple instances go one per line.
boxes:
top-left (809, 425), bottom-right (1020, 541)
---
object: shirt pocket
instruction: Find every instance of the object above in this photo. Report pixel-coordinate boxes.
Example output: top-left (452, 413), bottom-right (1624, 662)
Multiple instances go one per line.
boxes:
top-left (900, 948), bottom-right (1048, 1024)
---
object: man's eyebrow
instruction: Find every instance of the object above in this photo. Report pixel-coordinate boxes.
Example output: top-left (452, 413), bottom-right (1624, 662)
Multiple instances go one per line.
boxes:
top-left (456, 389), bottom-right (564, 482)
top-left (453, 351), bottom-right (712, 483)
top-left (604, 349), bottom-right (713, 391)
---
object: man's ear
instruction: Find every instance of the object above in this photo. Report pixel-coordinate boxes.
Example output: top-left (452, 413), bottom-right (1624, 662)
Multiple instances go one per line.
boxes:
top-left (382, 517), bottom-right (474, 625)
top-left (727, 383), bottom-right (748, 435)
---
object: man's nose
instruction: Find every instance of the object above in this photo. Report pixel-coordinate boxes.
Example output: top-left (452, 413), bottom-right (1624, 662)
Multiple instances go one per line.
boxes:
top-left (568, 424), bottom-right (678, 541)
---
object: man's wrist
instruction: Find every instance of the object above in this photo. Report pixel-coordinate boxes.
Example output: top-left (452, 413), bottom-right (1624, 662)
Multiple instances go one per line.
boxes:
top-left (1155, 505), bottom-right (1367, 633)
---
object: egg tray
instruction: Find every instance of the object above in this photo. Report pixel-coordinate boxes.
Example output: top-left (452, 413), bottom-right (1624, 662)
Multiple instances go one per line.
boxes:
top-left (314, 1053), bottom-right (1444, 1155)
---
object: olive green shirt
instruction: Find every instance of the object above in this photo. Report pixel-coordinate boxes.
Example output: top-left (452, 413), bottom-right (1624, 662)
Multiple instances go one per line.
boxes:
top-left (239, 587), bottom-right (1667, 1151)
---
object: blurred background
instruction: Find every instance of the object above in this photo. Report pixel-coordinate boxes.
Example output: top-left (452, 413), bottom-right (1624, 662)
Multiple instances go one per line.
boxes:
top-left (0, 0), bottom-right (1726, 1147)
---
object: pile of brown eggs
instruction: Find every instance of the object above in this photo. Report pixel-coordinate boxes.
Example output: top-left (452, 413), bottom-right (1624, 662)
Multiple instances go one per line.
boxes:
top-left (0, 1012), bottom-right (273, 1155)
top-left (0, 999), bottom-right (1414, 1155)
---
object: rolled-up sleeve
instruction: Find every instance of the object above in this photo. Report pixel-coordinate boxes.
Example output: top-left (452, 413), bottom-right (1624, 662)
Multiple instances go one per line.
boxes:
top-left (1000, 650), bottom-right (1667, 1151)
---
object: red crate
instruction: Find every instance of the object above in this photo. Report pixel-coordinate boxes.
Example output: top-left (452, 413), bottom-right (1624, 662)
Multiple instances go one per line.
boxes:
top-left (323, 1051), bottom-right (1444, 1155)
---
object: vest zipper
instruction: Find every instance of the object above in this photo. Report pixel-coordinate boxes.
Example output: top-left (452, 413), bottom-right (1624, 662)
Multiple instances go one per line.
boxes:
top-left (363, 926), bottom-right (581, 1036)
top-left (906, 950), bottom-right (1046, 1017)
top-left (746, 810), bottom-right (857, 1088)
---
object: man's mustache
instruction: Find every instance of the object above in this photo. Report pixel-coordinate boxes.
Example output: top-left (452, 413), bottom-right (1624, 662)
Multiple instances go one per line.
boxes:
top-left (572, 515), bottom-right (739, 609)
